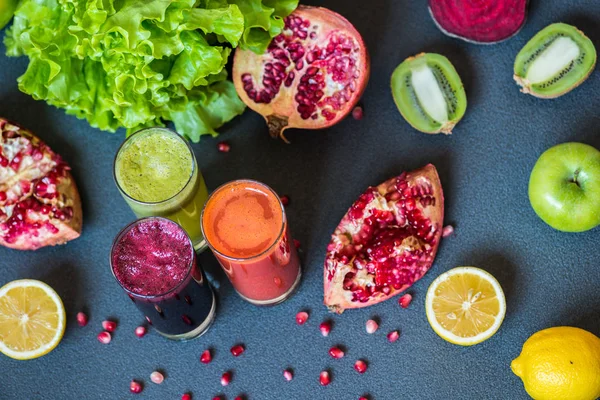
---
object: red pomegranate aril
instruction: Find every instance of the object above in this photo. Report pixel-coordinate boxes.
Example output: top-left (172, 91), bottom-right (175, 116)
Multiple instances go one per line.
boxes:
top-left (329, 347), bottom-right (345, 359)
top-left (200, 349), bottom-right (212, 364)
top-left (399, 294), bottom-right (413, 309)
top-left (319, 370), bottom-right (331, 386)
top-left (296, 311), bottom-right (309, 325)
top-left (359, 397), bottom-right (369, 400)
top-left (283, 369), bottom-right (293, 381)
top-left (319, 321), bottom-right (331, 337)
top-left (231, 344), bottom-right (245, 357)
top-left (0, 191), bottom-right (6, 202)
top-left (212, 397), bottom-right (222, 400)
top-left (366, 319), bottom-right (379, 334)
top-left (76, 312), bottom-right (88, 327)
top-left (354, 360), bottom-right (368, 374)
top-left (150, 371), bottom-right (164, 384)
top-left (135, 326), bottom-right (147, 338)
top-left (129, 380), bottom-right (143, 394)
top-left (352, 106), bottom-right (364, 120)
top-left (280, 195), bottom-right (290, 206)
top-left (97, 331), bottom-right (111, 344)
top-left (102, 320), bottom-right (117, 333)
top-left (234, 396), bottom-right (244, 400)
top-left (182, 394), bottom-right (192, 400)
top-left (387, 330), bottom-right (400, 342)
top-left (221, 371), bottom-right (232, 386)
top-left (442, 225), bottom-right (454, 237)
top-left (217, 141), bottom-right (231, 153)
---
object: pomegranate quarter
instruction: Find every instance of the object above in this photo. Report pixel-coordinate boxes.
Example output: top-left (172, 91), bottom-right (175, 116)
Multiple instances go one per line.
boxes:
top-left (0, 119), bottom-right (82, 250)
top-left (233, 6), bottom-right (370, 142)
top-left (324, 165), bottom-right (444, 313)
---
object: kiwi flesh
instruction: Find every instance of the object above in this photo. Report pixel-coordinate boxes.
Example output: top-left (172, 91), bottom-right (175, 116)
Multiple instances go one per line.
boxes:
top-left (514, 23), bottom-right (596, 99)
top-left (391, 53), bottom-right (467, 134)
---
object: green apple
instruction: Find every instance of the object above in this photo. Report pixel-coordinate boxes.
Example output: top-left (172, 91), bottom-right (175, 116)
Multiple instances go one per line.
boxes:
top-left (0, 0), bottom-right (18, 30)
top-left (529, 142), bottom-right (600, 232)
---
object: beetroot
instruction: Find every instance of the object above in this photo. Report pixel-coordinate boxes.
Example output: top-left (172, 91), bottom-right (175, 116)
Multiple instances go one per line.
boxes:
top-left (428, 0), bottom-right (528, 44)
top-left (0, 119), bottom-right (82, 250)
top-left (324, 165), bottom-right (444, 313)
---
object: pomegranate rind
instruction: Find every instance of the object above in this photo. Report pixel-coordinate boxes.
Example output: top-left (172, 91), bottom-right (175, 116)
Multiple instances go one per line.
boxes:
top-left (428, 0), bottom-right (528, 44)
top-left (233, 6), bottom-right (370, 141)
top-left (0, 119), bottom-right (82, 250)
top-left (513, 23), bottom-right (597, 99)
top-left (391, 53), bottom-right (466, 135)
top-left (324, 164), bottom-right (444, 313)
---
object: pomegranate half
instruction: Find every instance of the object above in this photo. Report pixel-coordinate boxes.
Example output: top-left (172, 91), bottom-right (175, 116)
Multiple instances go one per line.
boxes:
top-left (324, 164), bottom-right (444, 313)
top-left (233, 6), bottom-right (370, 141)
top-left (0, 119), bottom-right (82, 250)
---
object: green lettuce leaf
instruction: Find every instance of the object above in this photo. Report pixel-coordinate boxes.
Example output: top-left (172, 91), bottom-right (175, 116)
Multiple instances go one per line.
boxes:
top-left (5, 0), bottom-right (297, 141)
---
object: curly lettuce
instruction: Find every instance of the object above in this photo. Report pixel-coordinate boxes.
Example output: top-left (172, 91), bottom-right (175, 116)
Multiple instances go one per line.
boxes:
top-left (4, 0), bottom-right (298, 141)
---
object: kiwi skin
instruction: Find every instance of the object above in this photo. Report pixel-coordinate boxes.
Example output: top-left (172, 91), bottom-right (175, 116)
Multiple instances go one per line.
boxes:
top-left (514, 25), bottom-right (596, 99)
top-left (391, 53), bottom-right (466, 135)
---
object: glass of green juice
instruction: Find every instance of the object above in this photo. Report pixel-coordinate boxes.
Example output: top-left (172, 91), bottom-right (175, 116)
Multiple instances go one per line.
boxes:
top-left (113, 127), bottom-right (209, 251)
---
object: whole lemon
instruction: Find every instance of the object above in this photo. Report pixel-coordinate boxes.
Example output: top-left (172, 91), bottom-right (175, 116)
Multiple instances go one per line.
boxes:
top-left (511, 326), bottom-right (600, 400)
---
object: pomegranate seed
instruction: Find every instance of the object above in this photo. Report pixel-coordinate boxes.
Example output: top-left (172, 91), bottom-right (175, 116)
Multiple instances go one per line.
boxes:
top-left (182, 394), bottom-right (191, 400)
top-left (76, 312), bottom-right (88, 327)
top-left (97, 331), bottom-right (111, 344)
top-left (0, 191), bottom-right (6, 202)
top-left (366, 319), bottom-right (378, 334)
top-left (295, 311), bottom-right (308, 325)
top-left (399, 294), bottom-right (413, 309)
top-left (352, 106), bottom-right (364, 120)
top-left (135, 326), bottom-right (147, 338)
top-left (102, 320), bottom-right (117, 332)
top-left (221, 371), bottom-right (232, 386)
top-left (129, 380), bottom-right (143, 394)
top-left (217, 141), bottom-right (230, 152)
top-left (354, 359), bottom-right (368, 374)
top-left (234, 397), bottom-right (243, 400)
top-left (329, 347), bottom-right (344, 359)
top-left (293, 239), bottom-right (301, 249)
top-left (230, 344), bottom-right (245, 357)
top-left (387, 330), bottom-right (400, 342)
top-left (319, 321), bottom-right (331, 337)
top-left (319, 370), bottom-right (331, 386)
top-left (212, 397), bottom-right (222, 400)
top-left (442, 225), bottom-right (454, 238)
top-left (359, 397), bottom-right (369, 400)
top-left (283, 369), bottom-right (293, 381)
top-left (280, 195), bottom-right (290, 206)
top-left (150, 371), bottom-right (164, 384)
top-left (200, 349), bottom-right (212, 364)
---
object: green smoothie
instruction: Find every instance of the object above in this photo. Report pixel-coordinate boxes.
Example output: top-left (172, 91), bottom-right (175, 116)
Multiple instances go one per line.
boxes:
top-left (114, 128), bottom-right (209, 250)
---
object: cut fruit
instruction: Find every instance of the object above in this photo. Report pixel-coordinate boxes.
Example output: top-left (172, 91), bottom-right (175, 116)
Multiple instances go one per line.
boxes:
top-left (324, 164), bottom-right (444, 313)
top-left (0, 279), bottom-right (66, 360)
top-left (514, 23), bottom-right (596, 98)
top-left (391, 53), bottom-right (467, 134)
top-left (425, 267), bottom-right (505, 346)
top-left (428, 0), bottom-right (528, 44)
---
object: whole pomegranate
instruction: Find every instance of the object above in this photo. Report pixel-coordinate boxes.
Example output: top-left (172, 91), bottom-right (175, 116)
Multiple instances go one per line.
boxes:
top-left (0, 119), bottom-right (82, 250)
top-left (233, 6), bottom-right (370, 141)
top-left (324, 165), bottom-right (444, 313)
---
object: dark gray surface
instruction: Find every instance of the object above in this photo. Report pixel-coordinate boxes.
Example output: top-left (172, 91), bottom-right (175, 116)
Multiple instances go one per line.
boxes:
top-left (1, 0), bottom-right (600, 399)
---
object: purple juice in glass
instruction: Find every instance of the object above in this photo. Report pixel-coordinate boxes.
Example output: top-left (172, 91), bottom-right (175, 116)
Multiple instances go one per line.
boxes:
top-left (110, 217), bottom-right (215, 340)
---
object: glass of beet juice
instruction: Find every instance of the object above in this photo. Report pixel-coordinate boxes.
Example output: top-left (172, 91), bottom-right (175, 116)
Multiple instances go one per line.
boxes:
top-left (111, 217), bottom-right (216, 340)
top-left (201, 180), bottom-right (301, 305)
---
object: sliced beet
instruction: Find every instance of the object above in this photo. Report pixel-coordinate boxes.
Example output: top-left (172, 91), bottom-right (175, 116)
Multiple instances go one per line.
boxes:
top-left (428, 0), bottom-right (528, 44)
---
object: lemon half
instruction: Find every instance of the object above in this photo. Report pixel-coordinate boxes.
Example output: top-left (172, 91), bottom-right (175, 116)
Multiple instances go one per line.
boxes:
top-left (426, 266), bottom-right (506, 346)
top-left (0, 279), bottom-right (66, 360)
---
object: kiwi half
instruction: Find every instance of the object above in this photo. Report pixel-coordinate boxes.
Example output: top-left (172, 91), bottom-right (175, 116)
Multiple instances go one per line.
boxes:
top-left (391, 53), bottom-right (467, 135)
top-left (514, 23), bottom-right (596, 99)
